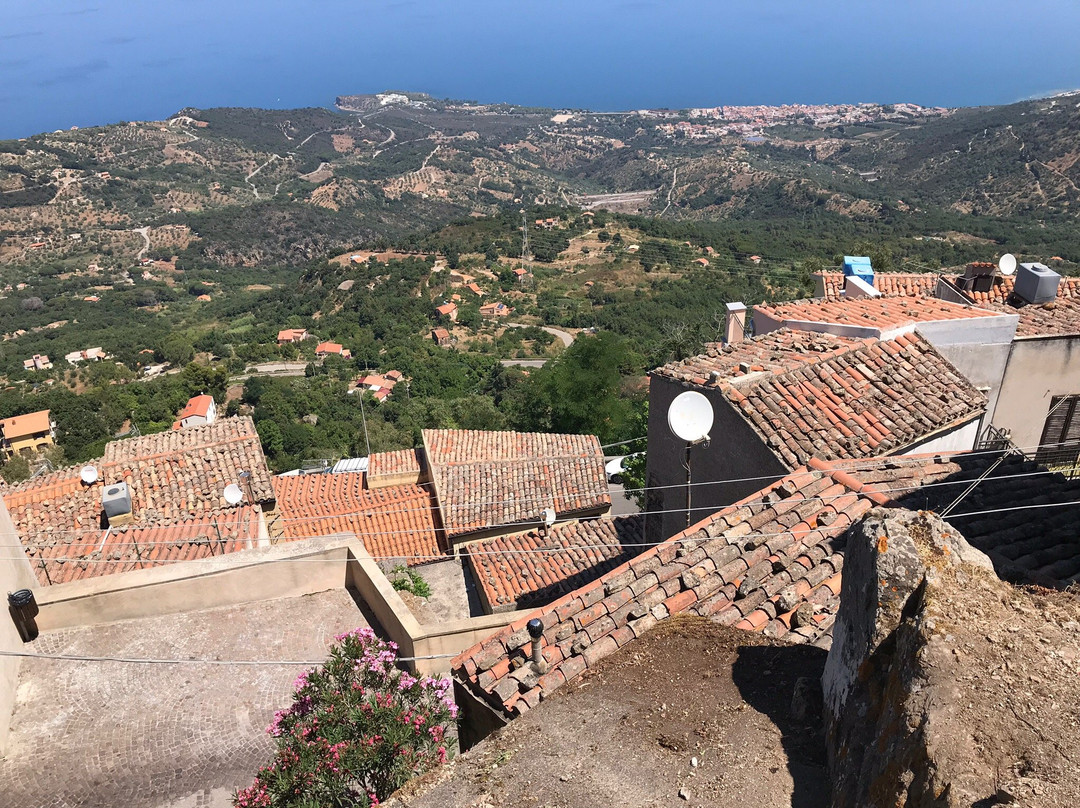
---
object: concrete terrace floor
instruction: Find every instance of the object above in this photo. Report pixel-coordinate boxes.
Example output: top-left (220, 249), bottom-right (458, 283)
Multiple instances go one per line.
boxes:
top-left (0, 589), bottom-right (370, 808)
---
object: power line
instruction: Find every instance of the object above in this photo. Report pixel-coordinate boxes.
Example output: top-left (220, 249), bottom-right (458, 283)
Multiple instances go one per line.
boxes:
top-left (4, 462), bottom-right (1078, 563)
top-left (1, 440), bottom-right (1074, 547)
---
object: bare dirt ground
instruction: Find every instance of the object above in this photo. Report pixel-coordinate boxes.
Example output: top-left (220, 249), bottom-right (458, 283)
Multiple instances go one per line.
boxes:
top-left (391, 616), bottom-right (830, 808)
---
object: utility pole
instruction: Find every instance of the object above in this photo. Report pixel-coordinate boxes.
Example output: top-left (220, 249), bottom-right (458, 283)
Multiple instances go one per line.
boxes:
top-left (520, 208), bottom-right (531, 268)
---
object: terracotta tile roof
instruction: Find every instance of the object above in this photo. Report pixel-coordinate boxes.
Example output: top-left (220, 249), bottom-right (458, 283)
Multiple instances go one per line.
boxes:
top-left (813, 452), bottom-right (1080, 586)
top-left (422, 429), bottom-right (610, 542)
top-left (981, 297), bottom-right (1080, 339)
top-left (315, 341), bottom-right (345, 355)
top-left (4, 417), bottom-right (275, 584)
top-left (815, 270), bottom-right (1080, 338)
top-left (664, 332), bottom-right (986, 467)
top-left (755, 296), bottom-right (1004, 335)
top-left (368, 448), bottom-right (423, 481)
top-left (435, 303), bottom-right (457, 316)
top-left (25, 506), bottom-right (262, 586)
top-left (815, 271), bottom-right (940, 301)
top-left (452, 468), bottom-right (861, 717)
top-left (177, 394), bottom-right (213, 420)
top-left (1, 409), bottom-right (51, 440)
top-left (651, 329), bottom-right (861, 386)
top-left (466, 515), bottom-right (647, 611)
top-left (271, 474), bottom-right (439, 565)
top-left (451, 448), bottom-right (1080, 717)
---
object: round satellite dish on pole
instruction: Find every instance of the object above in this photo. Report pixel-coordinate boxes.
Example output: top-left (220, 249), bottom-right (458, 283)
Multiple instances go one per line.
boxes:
top-left (79, 465), bottom-right (99, 485)
top-left (541, 507), bottom-right (557, 528)
top-left (667, 391), bottom-right (714, 443)
top-left (998, 253), bottom-right (1017, 276)
top-left (223, 484), bottom-right (245, 506)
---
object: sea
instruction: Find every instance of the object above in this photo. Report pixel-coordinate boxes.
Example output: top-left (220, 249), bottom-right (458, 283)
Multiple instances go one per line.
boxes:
top-left (3, 0), bottom-right (1080, 139)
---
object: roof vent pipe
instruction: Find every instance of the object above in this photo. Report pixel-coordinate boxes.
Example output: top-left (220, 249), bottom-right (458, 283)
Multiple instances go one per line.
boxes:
top-left (527, 618), bottom-right (548, 673)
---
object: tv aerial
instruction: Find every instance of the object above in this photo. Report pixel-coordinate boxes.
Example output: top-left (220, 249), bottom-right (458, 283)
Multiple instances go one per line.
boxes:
top-left (540, 507), bottom-right (557, 529)
top-left (998, 253), bottom-right (1017, 276)
top-left (223, 484), bottom-right (245, 506)
top-left (667, 391), bottom-right (715, 528)
top-left (79, 465), bottom-right (99, 485)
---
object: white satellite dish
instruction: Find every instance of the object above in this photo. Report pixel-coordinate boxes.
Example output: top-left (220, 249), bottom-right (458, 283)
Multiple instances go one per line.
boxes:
top-left (541, 507), bottom-right (557, 528)
top-left (223, 484), bottom-right (245, 506)
top-left (79, 465), bottom-right (99, 485)
top-left (667, 391), bottom-right (714, 443)
top-left (998, 253), bottom-right (1017, 276)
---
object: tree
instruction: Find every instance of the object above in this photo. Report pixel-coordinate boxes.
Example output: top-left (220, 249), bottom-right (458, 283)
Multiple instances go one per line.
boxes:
top-left (234, 628), bottom-right (456, 808)
top-left (161, 335), bottom-right (195, 366)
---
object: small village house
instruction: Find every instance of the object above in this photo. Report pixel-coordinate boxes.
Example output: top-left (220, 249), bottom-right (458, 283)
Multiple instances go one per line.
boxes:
top-left (435, 302), bottom-right (458, 321)
top-left (315, 341), bottom-right (351, 359)
top-left (0, 410), bottom-right (55, 459)
top-left (22, 355), bottom-right (51, 372)
top-left (173, 394), bottom-right (217, 430)
top-left (431, 327), bottom-right (452, 346)
top-left (276, 328), bottom-right (309, 345)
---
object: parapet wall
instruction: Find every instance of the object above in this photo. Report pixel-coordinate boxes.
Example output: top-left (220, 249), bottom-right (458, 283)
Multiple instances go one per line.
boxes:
top-left (0, 497), bottom-right (36, 755)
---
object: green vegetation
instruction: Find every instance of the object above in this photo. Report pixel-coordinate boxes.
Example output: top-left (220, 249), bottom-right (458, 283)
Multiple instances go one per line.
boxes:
top-left (388, 566), bottom-right (432, 598)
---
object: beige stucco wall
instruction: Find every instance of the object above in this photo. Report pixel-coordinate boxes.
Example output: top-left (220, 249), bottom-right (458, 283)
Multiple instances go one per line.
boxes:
top-left (26, 533), bottom-right (526, 683)
top-left (0, 497), bottom-right (36, 754)
top-left (992, 336), bottom-right (1080, 452)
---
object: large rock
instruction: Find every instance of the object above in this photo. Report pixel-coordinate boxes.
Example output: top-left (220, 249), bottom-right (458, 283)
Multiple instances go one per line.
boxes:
top-left (824, 508), bottom-right (1080, 807)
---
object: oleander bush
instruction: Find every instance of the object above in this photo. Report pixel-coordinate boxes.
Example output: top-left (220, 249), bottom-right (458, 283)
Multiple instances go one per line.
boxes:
top-left (235, 628), bottom-right (457, 808)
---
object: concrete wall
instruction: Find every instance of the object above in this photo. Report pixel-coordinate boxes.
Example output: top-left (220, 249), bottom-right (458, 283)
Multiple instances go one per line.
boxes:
top-left (993, 335), bottom-right (1080, 452)
top-left (26, 534), bottom-right (527, 681)
top-left (915, 315), bottom-right (1017, 422)
top-left (645, 376), bottom-right (788, 542)
top-left (0, 497), bottom-right (36, 754)
top-left (899, 417), bottom-right (982, 456)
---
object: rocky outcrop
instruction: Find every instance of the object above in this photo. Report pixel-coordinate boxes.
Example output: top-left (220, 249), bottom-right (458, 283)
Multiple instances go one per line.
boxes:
top-left (824, 508), bottom-right (1080, 807)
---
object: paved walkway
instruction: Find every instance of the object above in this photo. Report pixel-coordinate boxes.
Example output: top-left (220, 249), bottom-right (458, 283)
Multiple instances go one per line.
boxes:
top-left (0, 590), bottom-right (369, 808)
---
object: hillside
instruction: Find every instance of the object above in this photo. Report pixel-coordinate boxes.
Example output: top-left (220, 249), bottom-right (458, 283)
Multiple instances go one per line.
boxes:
top-left (2, 91), bottom-right (1080, 280)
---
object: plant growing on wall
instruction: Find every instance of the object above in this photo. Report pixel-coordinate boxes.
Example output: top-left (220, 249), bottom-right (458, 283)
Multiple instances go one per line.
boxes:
top-left (234, 628), bottom-right (457, 808)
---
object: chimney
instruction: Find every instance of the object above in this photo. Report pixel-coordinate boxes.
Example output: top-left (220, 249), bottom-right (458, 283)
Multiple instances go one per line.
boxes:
top-left (725, 302), bottom-right (747, 344)
top-left (844, 275), bottom-right (880, 299)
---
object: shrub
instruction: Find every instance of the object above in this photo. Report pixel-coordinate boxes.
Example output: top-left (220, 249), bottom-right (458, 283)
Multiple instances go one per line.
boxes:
top-left (388, 566), bottom-right (432, 599)
top-left (234, 628), bottom-right (457, 808)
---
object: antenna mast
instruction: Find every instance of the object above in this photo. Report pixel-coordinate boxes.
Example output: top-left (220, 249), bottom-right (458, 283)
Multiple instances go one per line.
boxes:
top-left (520, 208), bottom-right (530, 268)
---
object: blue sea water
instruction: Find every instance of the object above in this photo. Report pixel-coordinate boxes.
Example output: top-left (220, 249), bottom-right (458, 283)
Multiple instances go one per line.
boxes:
top-left (2, 0), bottom-right (1079, 139)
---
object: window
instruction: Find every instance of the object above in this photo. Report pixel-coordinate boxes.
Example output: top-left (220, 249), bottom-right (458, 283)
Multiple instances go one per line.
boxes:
top-left (1036, 395), bottom-right (1080, 467)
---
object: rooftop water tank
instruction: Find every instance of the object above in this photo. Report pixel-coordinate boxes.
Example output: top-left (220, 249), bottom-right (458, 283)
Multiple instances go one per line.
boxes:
top-left (1014, 262), bottom-right (1060, 305)
top-left (842, 255), bottom-right (874, 286)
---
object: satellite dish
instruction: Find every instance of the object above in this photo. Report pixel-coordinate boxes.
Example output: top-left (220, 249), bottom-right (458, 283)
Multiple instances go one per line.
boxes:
top-left (79, 465), bottom-right (99, 485)
top-left (541, 507), bottom-right (557, 528)
top-left (998, 253), bottom-right (1017, 276)
top-left (668, 391), bottom-right (714, 443)
top-left (223, 484), bottom-right (245, 506)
